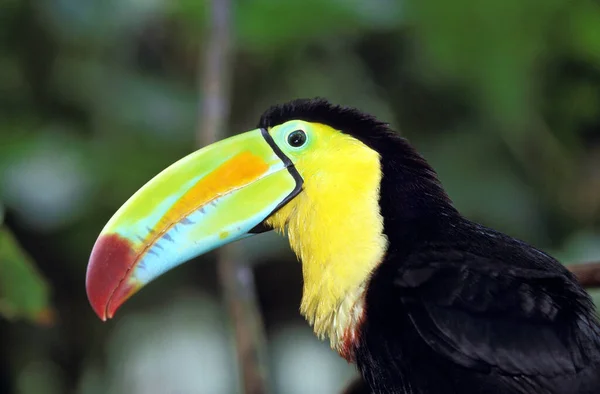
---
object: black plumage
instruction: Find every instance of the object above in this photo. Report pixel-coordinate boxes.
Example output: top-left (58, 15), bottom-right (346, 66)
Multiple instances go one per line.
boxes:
top-left (260, 99), bottom-right (600, 394)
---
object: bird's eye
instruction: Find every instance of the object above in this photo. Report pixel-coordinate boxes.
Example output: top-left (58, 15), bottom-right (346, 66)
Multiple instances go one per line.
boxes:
top-left (287, 130), bottom-right (307, 148)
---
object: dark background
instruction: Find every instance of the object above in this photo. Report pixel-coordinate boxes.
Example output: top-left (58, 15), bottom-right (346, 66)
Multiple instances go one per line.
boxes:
top-left (1, 0), bottom-right (600, 393)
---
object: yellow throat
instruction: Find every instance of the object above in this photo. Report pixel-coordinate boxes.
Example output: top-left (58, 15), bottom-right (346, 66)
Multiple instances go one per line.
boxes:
top-left (265, 122), bottom-right (388, 353)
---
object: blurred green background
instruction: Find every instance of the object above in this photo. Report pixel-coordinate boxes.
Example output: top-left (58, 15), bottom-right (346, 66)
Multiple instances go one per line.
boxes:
top-left (2, 0), bottom-right (600, 393)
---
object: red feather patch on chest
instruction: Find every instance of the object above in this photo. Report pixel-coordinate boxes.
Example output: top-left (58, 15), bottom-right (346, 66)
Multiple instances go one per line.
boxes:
top-left (338, 308), bottom-right (367, 362)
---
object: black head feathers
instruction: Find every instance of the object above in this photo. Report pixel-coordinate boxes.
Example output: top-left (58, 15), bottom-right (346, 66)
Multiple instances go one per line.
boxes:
top-left (259, 98), bottom-right (435, 184)
top-left (258, 98), bottom-right (397, 146)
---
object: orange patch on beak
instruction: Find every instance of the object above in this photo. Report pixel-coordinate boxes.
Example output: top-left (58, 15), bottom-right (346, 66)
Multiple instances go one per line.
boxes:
top-left (153, 151), bottom-right (270, 233)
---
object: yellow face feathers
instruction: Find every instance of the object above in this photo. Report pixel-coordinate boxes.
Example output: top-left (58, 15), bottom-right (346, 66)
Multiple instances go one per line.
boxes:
top-left (265, 121), bottom-right (388, 352)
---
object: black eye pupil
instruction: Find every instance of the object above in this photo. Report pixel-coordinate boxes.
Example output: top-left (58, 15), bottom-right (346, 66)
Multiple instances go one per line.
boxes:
top-left (287, 130), bottom-right (307, 147)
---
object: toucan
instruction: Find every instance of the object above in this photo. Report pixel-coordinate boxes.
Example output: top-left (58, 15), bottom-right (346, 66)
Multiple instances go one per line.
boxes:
top-left (86, 98), bottom-right (600, 394)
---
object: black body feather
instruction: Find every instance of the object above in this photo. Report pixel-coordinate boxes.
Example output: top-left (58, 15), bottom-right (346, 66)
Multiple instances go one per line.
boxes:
top-left (260, 99), bottom-right (600, 394)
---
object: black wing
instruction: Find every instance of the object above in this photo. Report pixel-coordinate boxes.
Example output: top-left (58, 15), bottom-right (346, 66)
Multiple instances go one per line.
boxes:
top-left (395, 246), bottom-right (600, 377)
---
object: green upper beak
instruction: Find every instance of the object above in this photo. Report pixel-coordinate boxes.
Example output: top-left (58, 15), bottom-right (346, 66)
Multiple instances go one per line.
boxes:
top-left (85, 128), bottom-right (302, 320)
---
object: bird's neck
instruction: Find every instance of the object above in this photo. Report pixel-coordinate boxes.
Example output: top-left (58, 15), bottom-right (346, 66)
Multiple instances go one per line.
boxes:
top-left (374, 135), bottom-right (459, 248)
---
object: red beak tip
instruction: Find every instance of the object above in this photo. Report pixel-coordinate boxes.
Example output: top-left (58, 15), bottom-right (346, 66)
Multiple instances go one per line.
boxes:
top-left (86, 233), bottom-right (137, 322)
top-left (86, 290), bottom-right (108, 321)
top-left (105, 303), bottom-right (118, 320)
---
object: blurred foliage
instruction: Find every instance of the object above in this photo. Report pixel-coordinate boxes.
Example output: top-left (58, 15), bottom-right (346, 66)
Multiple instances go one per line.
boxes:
top-left (1, 0), bottom-right (600, 393)
top-left (0, 203), bottom-right (53, 325)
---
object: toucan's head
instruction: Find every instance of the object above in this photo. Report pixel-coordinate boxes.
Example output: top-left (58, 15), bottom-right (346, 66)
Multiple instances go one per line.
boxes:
top-left (86, 98), bottom-right (452, 355)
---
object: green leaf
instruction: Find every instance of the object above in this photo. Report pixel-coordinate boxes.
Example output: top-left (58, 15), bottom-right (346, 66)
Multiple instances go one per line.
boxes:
top-left (0, 218), bottom-right (54, 326)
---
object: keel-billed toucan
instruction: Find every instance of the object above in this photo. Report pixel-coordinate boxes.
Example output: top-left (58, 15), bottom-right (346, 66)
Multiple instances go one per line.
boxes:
top-left (86, 99), bottom-right (600, 394)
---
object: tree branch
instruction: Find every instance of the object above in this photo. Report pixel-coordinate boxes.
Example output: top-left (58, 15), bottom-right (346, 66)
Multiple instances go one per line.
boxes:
top-left (197, 1), bottom-right (270, 393)
top-left (569, 262), bottom-right (600, 288)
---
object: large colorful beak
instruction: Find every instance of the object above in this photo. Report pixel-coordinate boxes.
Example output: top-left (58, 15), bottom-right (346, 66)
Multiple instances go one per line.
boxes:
top-left (86, 129), bottom-right (302, 320)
